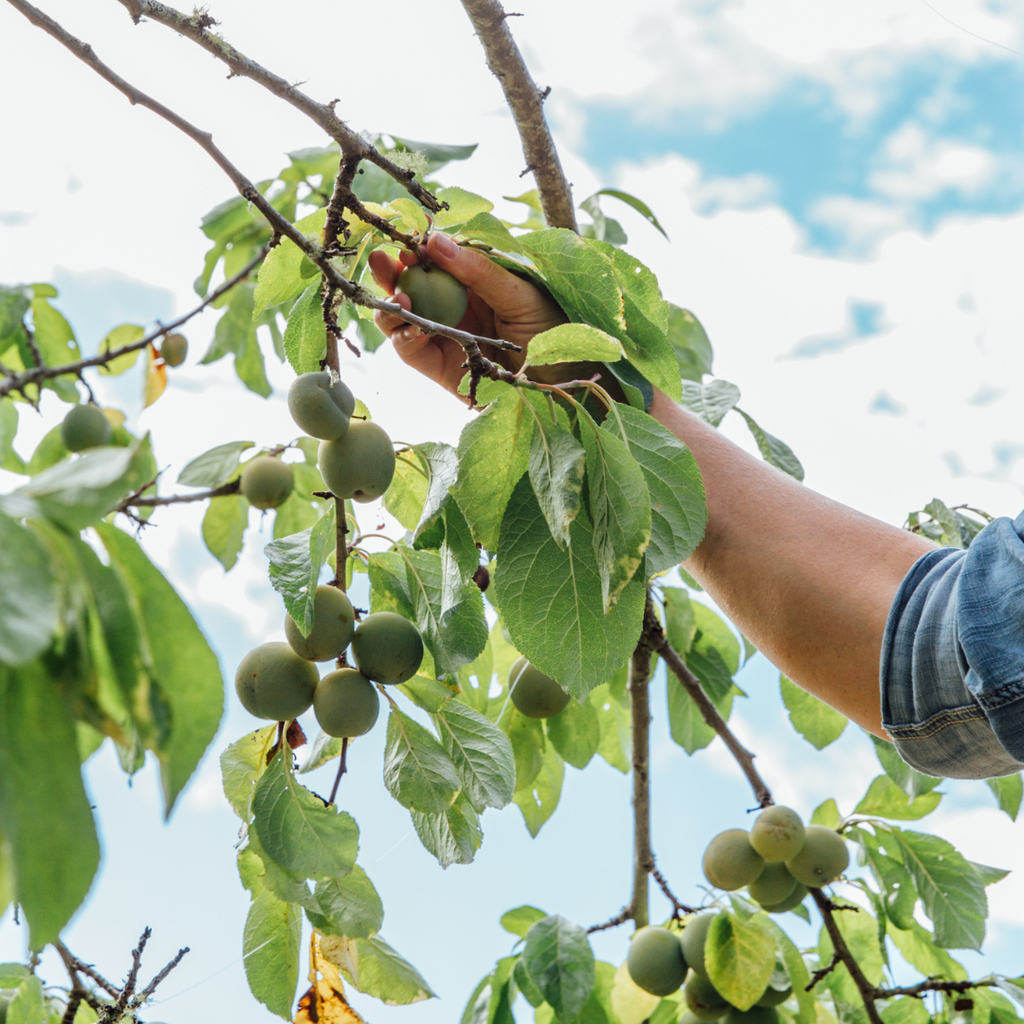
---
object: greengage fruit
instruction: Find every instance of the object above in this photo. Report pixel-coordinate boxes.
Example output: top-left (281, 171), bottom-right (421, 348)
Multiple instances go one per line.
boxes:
top-left (313, 668), bottom-right (379, 738)
top-left (318, 421), bottom-right (395, 503)
top-left (240, 455), bottom-right (294, 510)
top-left (395, 264), bottom-right (469, 328)
top-left (680, 911), bottom-right (716, 979)
top-left (160, 333), bottom-right (188, 367)
top-left (755, 982), bottom-right (792, 1008)
top-left (750, 806), bottom-right (805, 862)
top-left (351, 612), bottom-right (423, 685)
top-left (748, 862), bottom-right (797, 907)
top-left (508, 657), bottom-right (571, 719)
top-left (702, 829), bottom-right (765, 891)
top-left (785, 826), bottom-right (849, 888)
top-left (235, 641), bottom-right (319, 721)
top-left (284, 585), bottom-right (355, 662)
top-left (626, 926), bottom-right (688, 997)
top-left (760, 882), bottom-right (808, 914)
top-left (61, 404), bottom-right (111, 451)
top-left (288, 371), bottom-right (355, 441)
top-left (685, 974), bottom-right (729, 1021)
top-left (724, 1007), bottom-right (780, 1024)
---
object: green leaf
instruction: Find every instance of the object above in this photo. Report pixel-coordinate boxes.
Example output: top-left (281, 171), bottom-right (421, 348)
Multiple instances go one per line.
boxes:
top-left (0, 661), bottom-right (100, 950)
top-left (858, 834), bottom-right (918, 930)
top-left (202, 494), bottom-right (248, 571)
top-left (524, 323), bottom-right (625, 367)
top-left (450, 386), bottom-right (534, 551)
top-left (882, 998), bottom-right (931, 1024)
top-left (546, 697), bottom-right (600, 769)
top-left (434, 701), bottom-right (515, 811)
top-left (528, 404), bottom-right (586, 548)
top-left (986, 774), bottom-right (1023, 821)
top-left (458, 212), bottom-right (526, 254)
top-left (6, 974), bottom-right (46, 1024)
top-left (811, 798), bottom-right (841, 829)
top-left (8, 438), bottom-right (153, 531)
top-left (522, 915), bottom-right (595, 1022)
top-left (308, 865), bottom-right (384, 939)
top-left (0, 512), bottom-right (57, 666)
top-left (606, 405), bottom-right (707, 574)
top-left (667, 305), bottom-right (713, 381)
top-left (886, 919), bottom-right (966, 979)
top-left (736, 410), bottom-right (804, 481)
top-left (203, 282), bottom-right (272, 397)
top-left (896, 831), bottom-right (987, 949)
top-left (95, 523), bottom-right (223, 812)
top-left (265, 505), bottom-right (336, 636)
top-left (321, 933), bottom-right (436, 1004)
top-left (664, 588), bottom-right (696, 652)
top-left (0, 962), bottom-right (28, 988)
top-left (587, 188), bottom-right (669, 239)
top-left (178, 440), bottom-right (254, 488)
top-left (385, 451), bottom-right (430, 531)
top-left (501, 905), bottom-right (549, 938)
top-left (970, 860), bottom-right (1010, 887)
top-left (96, 323), bottom-right (145, 377)
top-left (755, 916), bottom-right (815, 1024)
top-left (513, 741), bottom-right (564, 836)
top-left (221, 726), bottom-right (276, 822)
top-left (610, 961), bottom-right (660, 1024)
top-left (0, 399), bottom-right (25, 474)
top-left (272, 463), bottom-right (332, 542)
top-left (779, 676), bottom-right (848, 750)
top-left (383, 708), bottom-right (461, 814)
top-left (433, 186), bottom-right (494, 230)
top-left (503, 705), bottom-right (545, 792)
top-left (868, 733), bottom-right (942, 800)
top-left (21, 426), bottom-right (68, 476)
top-left (282, 282), bottom-right (327, 374)
top-left (494, 477), bottom-right (646, 700)
top-left (411, 793), bottom-right (482, 868)
top-left (593, 681), bottom-right (631, 773)
top-left (251, 751), bottom-right (359, 881)
top-left (705, 911), bottom-right (775, 1011)
top-left (855, 775), bottom-right (942, 820)
top-left (243, 888), bottom-right (302, 1020)
top-left (253, 208), bottom-right (327, 318)
top-left (680, 379), bottom-right (741, 427)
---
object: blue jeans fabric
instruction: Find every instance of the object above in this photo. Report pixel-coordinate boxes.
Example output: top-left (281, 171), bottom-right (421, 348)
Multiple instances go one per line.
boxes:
top-left (880, 510), bottom-right (1024, 779)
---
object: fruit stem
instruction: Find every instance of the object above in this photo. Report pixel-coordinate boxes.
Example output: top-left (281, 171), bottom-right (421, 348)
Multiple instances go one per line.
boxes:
top-left (629, 597), bottom-right (657, 930)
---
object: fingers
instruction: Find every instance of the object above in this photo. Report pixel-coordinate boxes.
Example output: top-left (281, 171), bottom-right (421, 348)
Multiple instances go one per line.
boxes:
top-left (373, 290), bottom-right (418, 339)
top-left (368, 249), bottom-right (400, 293)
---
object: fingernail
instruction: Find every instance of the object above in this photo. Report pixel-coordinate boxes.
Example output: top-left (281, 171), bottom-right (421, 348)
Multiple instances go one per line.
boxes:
top-left (434, 234), bottom-right (458, 259)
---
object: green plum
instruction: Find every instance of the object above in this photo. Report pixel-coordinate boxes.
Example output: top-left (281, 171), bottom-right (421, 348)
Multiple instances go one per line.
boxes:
top-left (395, 264), bottom-right (469, 328)
top-left (351, 612), bottom-right (423, 684)
top-left (508, 657), bottom-right (571, 719)
top-left (724, 1007), bottom-right (780, 1024)
top-left (287, 371), bottom-right (355, 441)
top-left (702, 829), bottom-right (765, 891)
top-left (759, 882), bottom-right (808, 914)
top-left (284, 585), bottom-right (355, 662)
top-left (680, 911), bottom-right (716, 979)
top-left (748, 862), bottom-right (797, 907)
top-left (318, 421), bottom-right (395, 503)
top-left (750, 806), bottom-right (805, 862)
top-left (159, 333), bottom-right (188, 367)
top-left (235, 642), bottom-right (319, 721)
top-left (685, 974), bottom-right (729, 1021)
top-left (60, 404), bottom-right (110, 451)
top-left (313, 669), bottom-right (379, 738)
top-left (785, 826), bottom-right (849, 888)
top-left (240, 455), bottom-right (294, 510)
top-left (626, 926), bottom-right (688, 997)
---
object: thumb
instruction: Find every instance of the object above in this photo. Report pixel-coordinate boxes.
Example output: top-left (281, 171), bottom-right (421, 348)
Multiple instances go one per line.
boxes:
top-left (425, 232), bottom-right (541, 318)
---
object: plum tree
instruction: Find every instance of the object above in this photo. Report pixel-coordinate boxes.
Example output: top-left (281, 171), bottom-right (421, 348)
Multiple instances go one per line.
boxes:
top-left (724, 1006), bottom-right (780, 1024)
top-left (702, 830), bottom-right (765, 890)
top-left (680, 911), bottom-right (715, 978)
top-left (235, 641), bottom-right (320, 721)
top-left (288, 371), bottom-right (355, 441)
top-left (685, 974), bottom-right (729, 1021)
top-left (508, 657), bottom-right (571, 718)
top-left (318, 420), bottom-right (395, 503)
top-left (240, 454), bottom-right (294, 510)
top-left (749, 806), bottom-right (805, 862)
top-left (159, 333), bottom-right (188, 367)
top-left (313, 669), bottom-right (380, 738)
top-left (351, 612), bottom-right (424, 684)
top-left (626, 926), bottom-right (689, 997)
top-left (395, 264), bottom-right (469, 328)
top-left (785, 826), bottom-right (849, 887)
top-left (747, 862), bottom-right (797, 907)
top-left (60, 404), bottom-right (110, 451)
top-left (284, 585), bottom-right (355, 662)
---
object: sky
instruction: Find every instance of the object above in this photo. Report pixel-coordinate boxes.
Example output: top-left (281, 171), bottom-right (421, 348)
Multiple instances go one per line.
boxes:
top-left (2, 0), bottom-right (1024, 1021)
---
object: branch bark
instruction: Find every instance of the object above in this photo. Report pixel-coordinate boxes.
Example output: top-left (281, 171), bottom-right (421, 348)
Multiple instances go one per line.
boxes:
top-left (628, 600), bottom-right (656, 929)
top-left (459, 0), bottom-right (577, 231)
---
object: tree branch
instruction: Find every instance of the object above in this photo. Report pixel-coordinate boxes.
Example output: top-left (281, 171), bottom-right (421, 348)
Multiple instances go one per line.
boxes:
top-left (117, 478), bottom-right (241, 513)
top-left (628, 597), bottom-right (656, 929)
top-left (648, 620), bottom-right (774, 808)
top-left (459, 0), bottom-right (577, 231)
top-left (586, 906), bottom-right (633, 935)
top-left (0, 246), bottom-right (266, 400)
top-left (874, 979), bottom-right (998, 1000)
top-left (112, 0), bottom-right (440, 211)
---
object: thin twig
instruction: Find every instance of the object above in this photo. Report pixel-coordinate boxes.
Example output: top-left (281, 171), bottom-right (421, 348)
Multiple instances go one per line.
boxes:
top-left (107, 927), bottom-right (150, 1019)
top-left (328, 737), bottom-right (348, 804)
top-left (459, 0), bottom-right (577, 231)
top-left (649, 622), bottom-right (773, 808)
top-left (116, 478), bottom-right (240, 515)
top-left (875, 979), bottom-right (998, 999)
top-left (54, 943), bottom-right (120, 999)
top-left (628, 598), bottom-right (656, 929)
top-left (136, 945), bottom-right (190, 1002)
top-left (0, 245), bottom-right (266, 399)
top-left (806, 951), bottom-right (842, 990)
top-left (650, 865), bottom-right (698, 918)
top-left (112, 0), bottom-right (440, 210)
top-left (586, 906), bottom-right (633, 935)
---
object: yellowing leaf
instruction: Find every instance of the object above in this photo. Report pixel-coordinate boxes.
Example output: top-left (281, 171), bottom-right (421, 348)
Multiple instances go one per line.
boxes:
top-left (706, 911), bottom-right (775, 1011)
top-left (142, 346), bottom-right (167, 408)
top-left (610, 961), bottom-right (659, 1024)
top-left (295, 933), bottom-right (367, 1024)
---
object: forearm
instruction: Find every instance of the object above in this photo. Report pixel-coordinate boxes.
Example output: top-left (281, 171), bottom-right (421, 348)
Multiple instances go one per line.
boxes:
top-left (650, 389), bottom-right (934, 737)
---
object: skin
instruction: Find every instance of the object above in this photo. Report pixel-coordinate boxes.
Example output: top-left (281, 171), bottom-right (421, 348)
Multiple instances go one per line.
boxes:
top-left (370, 233), bottom-right (934, 739)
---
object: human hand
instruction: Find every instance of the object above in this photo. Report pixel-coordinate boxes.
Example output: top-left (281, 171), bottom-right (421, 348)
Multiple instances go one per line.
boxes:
top-left (368, 232), bottom-right (568, 401)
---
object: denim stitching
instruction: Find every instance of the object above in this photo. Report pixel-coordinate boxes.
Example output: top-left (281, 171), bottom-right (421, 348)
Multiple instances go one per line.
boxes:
top-left (972, 679), bottom-right (1024, 712)
top-left (885, 704), bottom-right (987, 740)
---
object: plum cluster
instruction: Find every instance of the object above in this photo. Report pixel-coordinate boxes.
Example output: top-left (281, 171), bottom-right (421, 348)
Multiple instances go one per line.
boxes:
top-left (627, 913), bottom-right (791, 1023)
top-left (702, 806), bottom-right (849, 910)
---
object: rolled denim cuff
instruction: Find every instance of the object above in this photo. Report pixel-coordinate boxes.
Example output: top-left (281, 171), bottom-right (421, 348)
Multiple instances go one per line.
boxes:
top-left (880, 515), bottom-right (1024, 780)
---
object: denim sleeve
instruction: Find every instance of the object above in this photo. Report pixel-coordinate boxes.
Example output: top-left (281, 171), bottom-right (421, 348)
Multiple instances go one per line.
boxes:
top-left (880, 511), bottom-right (1024, 780)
